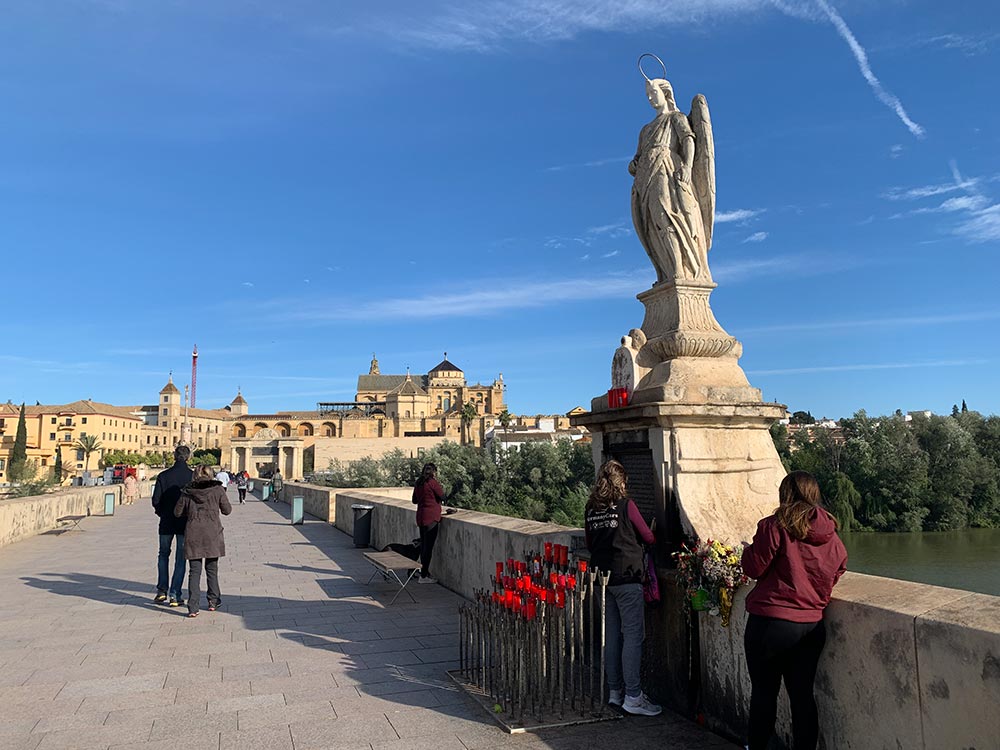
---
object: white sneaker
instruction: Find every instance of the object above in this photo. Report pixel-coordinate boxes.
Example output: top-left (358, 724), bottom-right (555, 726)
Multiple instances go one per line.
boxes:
top-left (417, 576), bottom-right (438, 585)
top-left (608, 689), bottom-right (623, 707)
top-left (623, 692), bottom-right (661, 716)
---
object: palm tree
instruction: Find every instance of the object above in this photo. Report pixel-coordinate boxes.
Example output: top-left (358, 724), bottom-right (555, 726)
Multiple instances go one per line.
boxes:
top-left (460, 402), bottom-right (480, 446)
top-left (497, 409), bottom-right (512, 453)
top-left (74, 434), bottom-right (103, 473)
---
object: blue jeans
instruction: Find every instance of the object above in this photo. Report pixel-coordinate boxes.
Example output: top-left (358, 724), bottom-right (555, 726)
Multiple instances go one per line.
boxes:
top-left (157, 534), bottom-right (186, 599)
top-left (605, 583), bottom-right (645, 697)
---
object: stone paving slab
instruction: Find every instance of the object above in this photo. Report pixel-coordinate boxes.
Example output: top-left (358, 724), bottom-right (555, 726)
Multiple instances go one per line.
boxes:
top-left (0, 489), bottom-right (739, 749)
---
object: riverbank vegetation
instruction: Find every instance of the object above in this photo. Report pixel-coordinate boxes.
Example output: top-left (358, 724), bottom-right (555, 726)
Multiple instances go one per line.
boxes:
top-left (773, 410), bottom-right (1000, 532)
top-left (310, 439), bottom-right (594, 527)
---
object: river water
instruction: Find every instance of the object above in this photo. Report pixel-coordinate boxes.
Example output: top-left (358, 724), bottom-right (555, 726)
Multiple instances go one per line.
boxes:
top-left (842, 528), bottom-right (1000, 597)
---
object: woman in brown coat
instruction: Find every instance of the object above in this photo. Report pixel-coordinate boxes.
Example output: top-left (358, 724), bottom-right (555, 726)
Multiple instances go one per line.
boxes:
top-left (174, 465), bottom-right (232, 617)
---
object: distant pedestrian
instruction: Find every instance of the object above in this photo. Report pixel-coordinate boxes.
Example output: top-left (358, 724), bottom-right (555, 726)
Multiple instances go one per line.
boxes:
top-left (216, 468), bottom-right (230, 489)
top-left (741, 470), bottom-right (848, 750)
top-left (584, 459), bottom-right (660, 716)
top-left (271, 469), bottom-right (283, 502)
top-left (151, 445), bottom-right (192, 607)
top-left (174, 464), bottom-right (232, 617)
top-left (411, 463), bottom-right (445, 584)
top-left (123, 472), bottom-right (139, 506)
top-left (236, 472), bottom-right (248, 504)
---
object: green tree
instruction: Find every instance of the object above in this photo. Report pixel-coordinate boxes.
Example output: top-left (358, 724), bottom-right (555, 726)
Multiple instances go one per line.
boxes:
top-left (8, 403), bottom-right (30, 482)
top-left (73, 434), bottom-right (102, 474)
top-left (790, 410), bottom-right (815, 425)
top-left (53, 446), bottom-right (63, 483)
top-left (827, 472), bottom-right (860, 531)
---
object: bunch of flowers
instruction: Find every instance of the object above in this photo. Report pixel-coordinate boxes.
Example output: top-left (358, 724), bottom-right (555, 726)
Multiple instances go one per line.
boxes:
top-left (672, 538), bottom-right (748, 626)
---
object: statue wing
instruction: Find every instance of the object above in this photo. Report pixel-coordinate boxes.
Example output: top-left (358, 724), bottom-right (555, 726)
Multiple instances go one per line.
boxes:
top-left (689, 94), bottom-right (716, 249)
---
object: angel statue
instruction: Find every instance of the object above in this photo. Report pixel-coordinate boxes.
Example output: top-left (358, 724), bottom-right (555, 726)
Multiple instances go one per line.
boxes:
top-left (629, 58), bottom-right (716, 285)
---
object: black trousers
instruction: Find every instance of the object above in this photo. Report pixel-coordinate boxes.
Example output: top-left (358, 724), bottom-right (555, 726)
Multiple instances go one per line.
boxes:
top-left (188, 557), bottom-right (221, 614)
top-left (238, 488), bottom-right (247, 502)
top-left (744, 614), bottom-right (826, 750)
top-left (418, 522), bottom-right (439, 578)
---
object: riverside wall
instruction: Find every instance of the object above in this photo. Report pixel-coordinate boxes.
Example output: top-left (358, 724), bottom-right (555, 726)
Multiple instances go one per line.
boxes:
top-left (0, 480), bottom-right (153, 548)
top-left (311, 488), bottom-right (1000, 750)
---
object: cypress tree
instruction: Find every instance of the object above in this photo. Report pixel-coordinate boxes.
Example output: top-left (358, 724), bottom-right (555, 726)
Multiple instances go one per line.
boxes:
top-left (8, 403), bottom-right (28, 481)
top-left (54, 446), bottom-right (63, 483)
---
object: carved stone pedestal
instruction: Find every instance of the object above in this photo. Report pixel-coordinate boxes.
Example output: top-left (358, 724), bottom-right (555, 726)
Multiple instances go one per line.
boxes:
top-left (572, 401), bottom-right (785, 547)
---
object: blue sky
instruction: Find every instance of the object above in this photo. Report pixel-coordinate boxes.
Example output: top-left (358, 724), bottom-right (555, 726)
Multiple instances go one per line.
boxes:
top-left (2, 0), bottom-right (998, 420)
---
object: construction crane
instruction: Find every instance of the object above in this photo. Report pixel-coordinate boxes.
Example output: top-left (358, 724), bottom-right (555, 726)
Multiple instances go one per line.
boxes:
top-left (191, 345), bottom-right (198, 409)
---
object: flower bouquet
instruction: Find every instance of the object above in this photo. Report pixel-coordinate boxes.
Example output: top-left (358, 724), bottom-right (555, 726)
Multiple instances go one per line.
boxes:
top-left (672, 539), bottom-right (748, 626)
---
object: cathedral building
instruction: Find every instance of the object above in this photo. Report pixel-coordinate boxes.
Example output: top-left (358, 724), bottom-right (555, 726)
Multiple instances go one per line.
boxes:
top-left (2, 355), bottom-right (562, 484)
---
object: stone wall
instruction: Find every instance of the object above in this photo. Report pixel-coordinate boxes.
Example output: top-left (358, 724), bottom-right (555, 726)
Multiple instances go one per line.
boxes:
top-left (331, 490), bottom-right (583, 600)
top-left (312, 436), bottom-right (452, 467)
top-left (0, 484), bottom-right (135, 548)
top-left (329, 489), bottom-right (999, 749)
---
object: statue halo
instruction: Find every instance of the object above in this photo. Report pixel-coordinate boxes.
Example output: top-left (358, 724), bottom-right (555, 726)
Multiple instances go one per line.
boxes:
top-left (637, 53), bottom-right (666, 83)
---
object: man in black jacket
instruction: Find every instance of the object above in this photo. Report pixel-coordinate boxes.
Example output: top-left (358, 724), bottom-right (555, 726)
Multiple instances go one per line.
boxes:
top-left (152, 445), bottom-right (192, 606)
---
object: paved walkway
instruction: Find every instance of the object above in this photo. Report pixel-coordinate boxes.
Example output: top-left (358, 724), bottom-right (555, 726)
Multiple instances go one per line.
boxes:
top-left (0, 491), bottom-right (738, 750)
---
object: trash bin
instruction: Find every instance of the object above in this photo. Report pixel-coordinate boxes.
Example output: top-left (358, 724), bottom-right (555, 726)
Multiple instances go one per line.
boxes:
top-left (352, 504), bottom-right (375, 548)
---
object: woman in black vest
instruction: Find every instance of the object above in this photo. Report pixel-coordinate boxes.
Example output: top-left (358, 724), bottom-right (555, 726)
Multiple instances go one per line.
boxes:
top-left (585, 459), bottom-right (660, 716)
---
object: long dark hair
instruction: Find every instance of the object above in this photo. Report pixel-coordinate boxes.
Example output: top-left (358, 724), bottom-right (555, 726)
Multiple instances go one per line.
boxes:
top-left (775, 470), bottom-right (838, 540)
top-left (587, 460), bottom-right (628, 513)
top-left (416, 462), bottom-right (437, 487)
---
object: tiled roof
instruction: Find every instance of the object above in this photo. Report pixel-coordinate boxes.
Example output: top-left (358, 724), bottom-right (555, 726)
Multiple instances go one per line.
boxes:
top-left (429, 359), bottom-right (463, 374)
top-left (357, 375), bottom-right (430, 392)
top-left (389, 378), bottom-right (428, 397)
top-left (160, 380), bottom-right (181, 395)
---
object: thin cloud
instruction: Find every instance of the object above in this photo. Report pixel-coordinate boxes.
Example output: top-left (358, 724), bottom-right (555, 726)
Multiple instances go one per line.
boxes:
top-left (716, 208), bottom-right (764, 223)
top-left (886, 161), bottom-right (1000, 241)
top-left (242, 281), bottom-right (254, 287)
top-left (601, 250), bottom-right (621, 258)
top-left (588, 221), bottom-right (631, 238)
top-left (889, 144), bottom-right (903, 159)
top-left (746, 358), bottom-right (988, 376)
top-left (743, 231), bottom-right (768, 243)
top-left (255, 253), bottom-right (847, 325)
top-left (741, 310), bottom-right (1000, 335)
top-left (814, 0), bottom-right (924, 138)
top-left (545, 156), bottom-right (631, 173)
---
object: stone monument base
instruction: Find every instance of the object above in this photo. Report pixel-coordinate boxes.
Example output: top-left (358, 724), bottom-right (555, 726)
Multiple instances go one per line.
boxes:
top-left (572, 399), bottom-right (786, 546)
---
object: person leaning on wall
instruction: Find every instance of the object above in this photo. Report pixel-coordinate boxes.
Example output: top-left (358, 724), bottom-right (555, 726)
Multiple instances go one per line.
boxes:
top-left (741, 470), bottom-right (848, 750)
top-left (411, 462), bottom-right (446, 584)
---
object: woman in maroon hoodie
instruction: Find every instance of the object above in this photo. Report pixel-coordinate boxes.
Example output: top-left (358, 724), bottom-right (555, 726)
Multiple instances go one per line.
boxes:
top-left (412, 463), bottom-right (445, 584)
top-left (741, 470), bottom-right (847, 750)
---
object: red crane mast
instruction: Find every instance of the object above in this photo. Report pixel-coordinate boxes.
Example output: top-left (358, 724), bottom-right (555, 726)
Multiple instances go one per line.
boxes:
top-left (191, 345), bottom-right (198, 409)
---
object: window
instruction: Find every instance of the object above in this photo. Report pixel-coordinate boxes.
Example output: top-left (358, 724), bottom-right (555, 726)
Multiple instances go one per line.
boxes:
top-left (50, 433), bottom-right (56, 441)
top-left (162, 409), bottom-right (167, 416)
top-left (80, 432), bottom-right (87, 439)
top-left (41, 459), bottom-right (47, 467)
top-left (64, 433), bottom-right (71, 441)
top-left (64, 417), bottom-right (72, 426)
top-left (76, 450), bottom-right (85, 461)
top-left (0, 458), bottom-right (5, 471)
top-left (51, 417), bottom-right (56, 424)
top-left (82, 417), bottom-right (87, 424)
top-left (163, 396), bottom-right (168, 403)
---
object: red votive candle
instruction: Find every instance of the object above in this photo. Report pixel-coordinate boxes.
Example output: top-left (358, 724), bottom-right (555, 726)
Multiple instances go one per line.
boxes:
top-left (544, 542), bottom-right (553, 562)
top-left (559, 545), bottom-right (569, 567)
top-left (526, 601), bottom-right (536, 620)
top-left (557, 589), bottom-right (566, 608)
top-left (578, 560), bottom-right (588, 573)
top-left (568, 575), bottom-right (577, 590)
top-left (549, 572), bottom-right (557, 585)
top-left (496, 562), bottom-right (504, 579)
top-left (558, 574), bottom-right (566, 588)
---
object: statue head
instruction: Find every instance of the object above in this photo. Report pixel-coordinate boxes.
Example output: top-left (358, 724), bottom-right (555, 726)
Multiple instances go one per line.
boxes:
top-left (645, 78), bottom-right (678, 114)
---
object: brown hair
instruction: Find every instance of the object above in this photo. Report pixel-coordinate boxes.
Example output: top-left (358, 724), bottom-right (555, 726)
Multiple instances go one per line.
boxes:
top-left (193, 465), bottom-right (215, 482)
top-left (587, 460), bottom-right (628, 513)
top-left (775, 470), bottom-right (838, 540)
